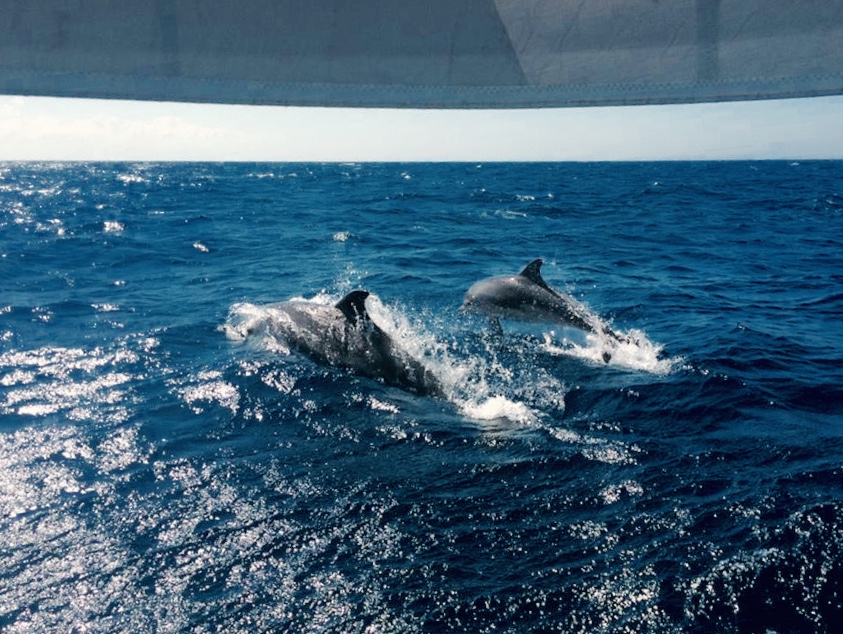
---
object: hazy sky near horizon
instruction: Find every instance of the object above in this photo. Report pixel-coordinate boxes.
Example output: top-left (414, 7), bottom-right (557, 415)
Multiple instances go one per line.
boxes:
top-left (1, 94), bottom-right (842, 162)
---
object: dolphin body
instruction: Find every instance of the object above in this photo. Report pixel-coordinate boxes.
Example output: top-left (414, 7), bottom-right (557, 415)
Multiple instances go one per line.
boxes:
top-left (463, 259), bottom-right (626, 344)
top-left (264, 290), bottom-right (442, 397)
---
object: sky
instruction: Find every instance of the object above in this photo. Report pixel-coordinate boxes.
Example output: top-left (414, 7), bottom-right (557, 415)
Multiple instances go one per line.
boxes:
top-left (1, 94), bottom-right (842, 162)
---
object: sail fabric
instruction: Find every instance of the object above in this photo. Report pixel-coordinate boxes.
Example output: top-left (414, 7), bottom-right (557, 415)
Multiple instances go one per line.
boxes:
top-left (1, 0), bottom-right (842, 108)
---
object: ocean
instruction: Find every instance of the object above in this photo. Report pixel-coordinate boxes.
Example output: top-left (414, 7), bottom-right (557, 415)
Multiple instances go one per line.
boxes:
top-left (1, 161), bottom-right (842, 633)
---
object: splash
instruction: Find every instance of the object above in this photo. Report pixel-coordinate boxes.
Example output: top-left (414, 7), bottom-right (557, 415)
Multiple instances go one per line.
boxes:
top-left (365, 296), bottom-right (551, 424)
top-left (541, 327), bottom-right (679, 374)
top-left (225, 294), bottom-right (550, 424)
top-left (458, 394), bottom-right (536, 425)
top-left (223, 302), bottom-right (297, 354)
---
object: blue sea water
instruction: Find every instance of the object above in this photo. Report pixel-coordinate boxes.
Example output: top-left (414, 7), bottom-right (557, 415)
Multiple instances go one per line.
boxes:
top-left (1, 161), bottom-right (842, 633)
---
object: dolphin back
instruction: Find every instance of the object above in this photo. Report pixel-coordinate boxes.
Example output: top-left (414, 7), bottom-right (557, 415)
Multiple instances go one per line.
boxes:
top-left (335, 290), bottom-right (371, 325)
top-left (277, 290), bottom-right (443, 397)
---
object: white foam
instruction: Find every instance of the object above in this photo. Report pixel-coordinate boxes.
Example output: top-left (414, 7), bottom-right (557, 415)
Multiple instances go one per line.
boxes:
top-left (226, 301), bottom-right (288, 332)
top-left (92, 303), bottom-right (120, 312)
top-left (542, 327), bottom-right (679, 375)
top-left (116, 172), bottom-right (147, 184)
top-left (366, 296), bottom-right (546, 423)
top-left (369, 397), bottom-right (400, 414)
top-left (459, 394), bottom-right (536, 424)
top-left (223, 302), bottom-right (264, 342)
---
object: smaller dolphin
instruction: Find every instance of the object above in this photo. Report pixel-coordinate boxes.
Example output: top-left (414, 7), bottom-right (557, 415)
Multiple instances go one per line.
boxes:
top-left (263, 290), bottom-right (442, 397)
top-left (463, 259), bottom-right (626, 345)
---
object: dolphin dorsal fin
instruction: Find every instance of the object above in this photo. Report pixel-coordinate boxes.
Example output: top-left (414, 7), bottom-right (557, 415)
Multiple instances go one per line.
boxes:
top-left (519, 259), bottom-right (552, 291)
top-left (336, 290), bottom-right (371, 324)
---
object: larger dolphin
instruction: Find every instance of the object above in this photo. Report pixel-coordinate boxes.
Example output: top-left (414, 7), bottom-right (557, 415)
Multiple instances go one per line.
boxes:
top-left (462, 259), bottom-right (626, 343)
top-left (262, 290), bottom-right (442, 397)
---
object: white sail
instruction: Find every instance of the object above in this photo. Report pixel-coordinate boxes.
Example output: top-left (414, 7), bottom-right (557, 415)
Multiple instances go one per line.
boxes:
top-left (1, 0), bottom-right (841, 108)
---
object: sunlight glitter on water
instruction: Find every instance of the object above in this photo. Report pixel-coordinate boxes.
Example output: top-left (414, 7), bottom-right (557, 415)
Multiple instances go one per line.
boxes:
top-left (0, 346), bottom-right (138, 422)
top-left (3, 161), bottom-right (840, 632)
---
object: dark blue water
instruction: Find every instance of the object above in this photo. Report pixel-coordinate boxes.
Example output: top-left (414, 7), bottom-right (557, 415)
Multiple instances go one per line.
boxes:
top-left (2, 161), bottom-right (842, 633)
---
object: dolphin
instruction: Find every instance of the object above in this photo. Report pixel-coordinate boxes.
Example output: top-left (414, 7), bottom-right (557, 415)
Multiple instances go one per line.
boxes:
top-left (462, 259), bottom-right (626, 344)
top-left (263, 290), bottom-right (442, 397)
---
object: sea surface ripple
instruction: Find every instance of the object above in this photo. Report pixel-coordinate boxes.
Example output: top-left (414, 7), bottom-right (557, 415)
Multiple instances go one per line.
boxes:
top-left (1, 161), bottom-right (842, 633)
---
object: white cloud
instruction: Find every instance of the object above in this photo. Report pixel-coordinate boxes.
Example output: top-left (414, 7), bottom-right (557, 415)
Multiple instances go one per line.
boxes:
top-left (0, 97), bottom-right (243, 160)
